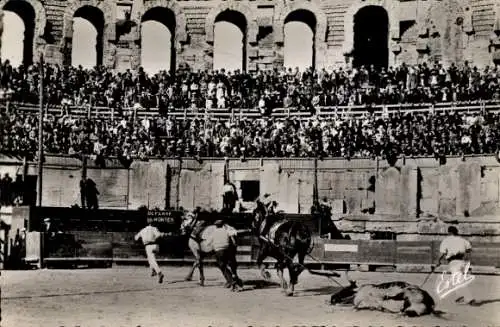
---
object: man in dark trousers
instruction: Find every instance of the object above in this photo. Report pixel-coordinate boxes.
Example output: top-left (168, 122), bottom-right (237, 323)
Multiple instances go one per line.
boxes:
top-left (0, 173), bottom-right (13, 205)
top-left (85, 178), bottom-right (100, 210)
top-left (222, 181), bottom-right (238, 213)
top-left (79, 176), bottom-right (87, 209)
top-left (208, 220), bottom-right (243, 292)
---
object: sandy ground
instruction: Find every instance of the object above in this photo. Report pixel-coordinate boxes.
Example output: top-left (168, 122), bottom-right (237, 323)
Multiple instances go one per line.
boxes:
top-left (2, 266), bottom-right (500, 327)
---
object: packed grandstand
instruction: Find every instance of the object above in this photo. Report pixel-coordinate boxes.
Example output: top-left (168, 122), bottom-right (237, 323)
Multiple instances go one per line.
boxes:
top-left (0, 60), bottom-right (499, 160)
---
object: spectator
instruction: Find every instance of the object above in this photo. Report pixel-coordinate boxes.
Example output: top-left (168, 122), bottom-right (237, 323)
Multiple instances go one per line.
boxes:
top-left (0, 60), bottom-right (499, 162)
top-left (0, 173), bottom-right (13, 205)
top-left (85, 178), bottom-right (99, 210)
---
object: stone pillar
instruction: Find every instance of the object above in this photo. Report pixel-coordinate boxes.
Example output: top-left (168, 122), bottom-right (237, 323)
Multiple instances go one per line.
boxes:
top-left (400, 166), bottom-right (418, 219)
top-left (456, 163), bottom-right (481, 217)
top-left (375, 167), bottom-right (401, 216)
top-left (492, 2), bottom-right (500, 65)
top-left (0, 11), bottom-right (3, 55)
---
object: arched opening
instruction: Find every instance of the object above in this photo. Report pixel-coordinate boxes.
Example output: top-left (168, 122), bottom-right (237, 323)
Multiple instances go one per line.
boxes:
top-left (71, 6), bottom-right (104, 69)
top-left (1, 1), bottom-right (36, 66)
top-left (353, 6), bottom-right (389, 69)
top-left (283, 10), bottom-right (316, 71)
top-left (213, 10), bottom-right (246, 72)
top-left (141, 7), bottom-right (176, 74)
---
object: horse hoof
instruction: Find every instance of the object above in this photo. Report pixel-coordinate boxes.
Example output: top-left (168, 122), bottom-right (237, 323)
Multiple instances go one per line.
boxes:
top-left (285, 291), bottom-right (294, 297)
top-left (184, 277), bottom-right (192, 282)
top-left (199, 281), bottom-right (205, 286)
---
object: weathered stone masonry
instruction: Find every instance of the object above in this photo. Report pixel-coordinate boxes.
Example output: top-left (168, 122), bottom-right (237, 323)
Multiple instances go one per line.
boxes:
top-left (0, 0), bottom-right (499, 70)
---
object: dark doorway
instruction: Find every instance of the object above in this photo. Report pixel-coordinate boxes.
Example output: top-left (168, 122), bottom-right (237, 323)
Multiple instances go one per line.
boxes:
top-left (240, 180), bottom-right (259, 202)
top-left (353, 6), bottom-right (389, 69)
top-left (3, 0), bottom-right (36, 66)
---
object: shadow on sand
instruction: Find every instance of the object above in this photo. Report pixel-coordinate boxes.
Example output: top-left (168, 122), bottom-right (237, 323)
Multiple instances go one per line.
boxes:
top-left (241, 279), bottom-right (280, 291)
top-left (469, 298), bottom-right (500, 307)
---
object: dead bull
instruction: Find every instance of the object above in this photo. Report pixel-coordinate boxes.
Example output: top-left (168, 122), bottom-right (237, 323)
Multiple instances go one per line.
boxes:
top-left (330, 281), bottom-right (435, 317)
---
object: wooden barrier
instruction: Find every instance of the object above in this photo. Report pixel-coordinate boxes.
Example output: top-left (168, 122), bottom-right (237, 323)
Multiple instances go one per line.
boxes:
top-left (36, 231), bottom-right (500, 271)
top-left (396, 241), bottom-right (433, 265)
top-left (19, 206), bottom-right (500, 271)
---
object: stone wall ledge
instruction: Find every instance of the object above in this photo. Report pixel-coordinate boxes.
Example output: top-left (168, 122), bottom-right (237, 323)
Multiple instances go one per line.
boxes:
top-left (334, 214), bottom-right (500, 223)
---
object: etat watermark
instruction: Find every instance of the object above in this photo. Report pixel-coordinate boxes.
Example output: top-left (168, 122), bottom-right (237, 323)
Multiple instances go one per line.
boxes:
top-left (436, 261), bottom-right (475, 300)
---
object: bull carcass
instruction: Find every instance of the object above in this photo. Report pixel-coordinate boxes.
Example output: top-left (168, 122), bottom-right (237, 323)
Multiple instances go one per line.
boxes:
top-left (330, 280), bottom-right (435, 317)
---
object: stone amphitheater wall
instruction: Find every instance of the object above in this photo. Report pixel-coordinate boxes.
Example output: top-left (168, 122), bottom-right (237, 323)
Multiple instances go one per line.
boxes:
top-left (0, 0), bottom-right (499, 69)
top-left (2, 154), bottom-right (500, 240)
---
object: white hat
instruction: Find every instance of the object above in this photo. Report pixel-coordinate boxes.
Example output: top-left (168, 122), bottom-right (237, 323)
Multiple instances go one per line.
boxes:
top-left (44, 218), bottom-right (50, 222)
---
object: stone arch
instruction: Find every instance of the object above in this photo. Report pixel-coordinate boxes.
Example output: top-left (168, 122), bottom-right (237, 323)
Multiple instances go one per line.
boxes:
top-left (62, 0), bottom-right (115, 42)
top-left (274, 1), bottom-right (328, 45)
top-left (274, 1), bottom-right (328, 69)
top-left (137, 0), bottom-right (187, 46)
top-left (205, 2), bottom-right (258, 45)
top-left (0, 0), bottom-right (47, 63)
top-left (61, 0), bottom-right (115, 67)
top-left (342, 0), bottom-right (398, 59)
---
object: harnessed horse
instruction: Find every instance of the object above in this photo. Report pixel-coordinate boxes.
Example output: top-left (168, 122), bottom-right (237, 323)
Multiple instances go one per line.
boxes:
top-left (251, 200), bottom-right (313, 296)
top-left (179, 211), bottom-right (239, 287)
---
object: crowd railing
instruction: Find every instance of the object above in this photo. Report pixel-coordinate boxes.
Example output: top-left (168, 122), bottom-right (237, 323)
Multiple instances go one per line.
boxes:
top-left (1, 99), bottom-right (500, 121)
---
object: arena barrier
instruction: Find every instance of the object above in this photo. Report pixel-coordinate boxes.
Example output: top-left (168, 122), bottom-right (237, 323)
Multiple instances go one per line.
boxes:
top-left (24, 231), bottom-right (500, 272)
top-left (15, 206), bottom-right (500, 272)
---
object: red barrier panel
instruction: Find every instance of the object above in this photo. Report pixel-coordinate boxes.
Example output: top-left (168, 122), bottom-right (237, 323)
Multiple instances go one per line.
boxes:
top-left (471, 243), bottom-right (500, 267)
top-left (396, 241), bottom-right (433, 265)
top-left (321, 240), bottom-right (360, 264)
top-left (40, 229), bottom-right (500, 269)
top-left (358, 240), bottom-right (396, 265)
top-left (73, 231), bottom-right (113, 259)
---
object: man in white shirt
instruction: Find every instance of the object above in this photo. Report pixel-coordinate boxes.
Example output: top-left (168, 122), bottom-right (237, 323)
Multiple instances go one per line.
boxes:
top-left (135, 222), bottom-right (167, 283)
top-left (437, 226), bottom-right (475, 305)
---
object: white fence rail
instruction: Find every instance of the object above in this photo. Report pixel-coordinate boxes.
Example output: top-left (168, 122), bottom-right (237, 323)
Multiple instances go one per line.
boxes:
top-left (2, 100), bottom-right (500, 121)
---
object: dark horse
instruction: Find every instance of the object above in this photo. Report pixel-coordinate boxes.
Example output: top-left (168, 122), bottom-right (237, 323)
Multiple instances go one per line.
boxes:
top-left (251, 200), bottom-right (313, 296)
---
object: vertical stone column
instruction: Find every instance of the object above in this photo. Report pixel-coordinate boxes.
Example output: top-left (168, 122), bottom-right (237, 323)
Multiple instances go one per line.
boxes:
top-left (375, 167), bottom-right (401, 216)
top-left (400, 166), bottom-right (418, 219)
top-left (492, 2), bottom-right (500, 64)
top-left (0, 11), bottom-right (3, 55)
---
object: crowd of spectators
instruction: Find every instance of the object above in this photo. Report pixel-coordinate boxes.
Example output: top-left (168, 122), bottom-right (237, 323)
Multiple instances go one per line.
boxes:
top-left (0, 60), bottom-right (499, 114)
top-left (1, 60), bottom-right (500, 162)
top-left (1, 109), bottom-right (499, 161)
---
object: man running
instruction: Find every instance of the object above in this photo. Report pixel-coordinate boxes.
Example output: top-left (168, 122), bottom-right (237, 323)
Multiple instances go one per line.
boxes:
top-left (135, 222), bottom-right (167, 283)
top-left (437, 226), bottom-right (475, 305)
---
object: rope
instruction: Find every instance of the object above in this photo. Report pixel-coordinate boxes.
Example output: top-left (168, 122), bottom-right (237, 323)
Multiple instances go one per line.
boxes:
top-left (419, 264), bottom-right (438, 288)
